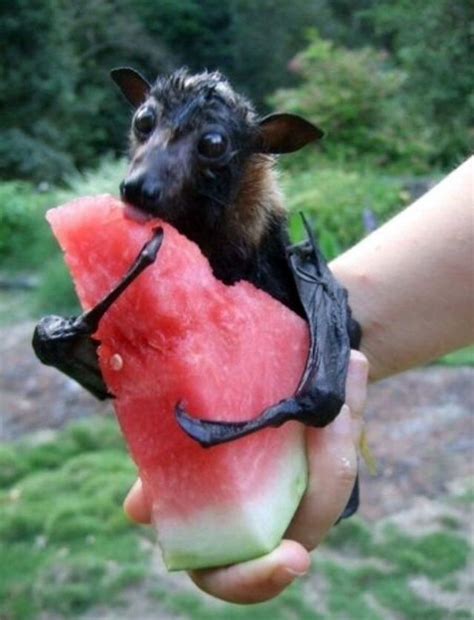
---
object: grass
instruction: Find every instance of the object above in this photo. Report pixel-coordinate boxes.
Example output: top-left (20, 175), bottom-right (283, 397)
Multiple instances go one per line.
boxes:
top-left (123, 510), bottom-right (473, 620)
top-left (0, 418), bottom-right (149, 619)
top-left (315, 518), bottom-right (472, 620)
top-left (1, 416), bottom-right (472, 619)
top-left (437, 346), bottom-right (474, 368)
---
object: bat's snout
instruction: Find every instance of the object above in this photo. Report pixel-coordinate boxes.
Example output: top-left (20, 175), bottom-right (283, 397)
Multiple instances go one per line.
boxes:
top-left (120, 174), bottom-right (163, 214)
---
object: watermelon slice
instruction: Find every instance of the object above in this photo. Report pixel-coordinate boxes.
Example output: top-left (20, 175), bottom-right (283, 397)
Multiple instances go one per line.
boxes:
top-left (47, 195), bottom-right (310, 570)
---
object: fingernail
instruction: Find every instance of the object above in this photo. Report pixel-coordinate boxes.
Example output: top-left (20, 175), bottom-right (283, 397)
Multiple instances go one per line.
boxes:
top-left (272, 566), bottom-right (308, 588)
top-left (124, 478), bottom-right (141, 504)
top-left (131, 478), bottom-right (142, 493)
top-left (350, 349), bottom-right (367, 363)
top-left (348, 351), bottom-right (369, 382)
top-left (346, 352), bottom-right (369, 420)
top-left (328, 406), bottom-right (352, 438)
top-left (285, 567), bottom-right (308, 578)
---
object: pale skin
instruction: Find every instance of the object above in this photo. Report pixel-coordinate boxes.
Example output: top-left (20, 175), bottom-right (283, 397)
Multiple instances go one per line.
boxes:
top-left (124, 156), bottom-right (474, 603)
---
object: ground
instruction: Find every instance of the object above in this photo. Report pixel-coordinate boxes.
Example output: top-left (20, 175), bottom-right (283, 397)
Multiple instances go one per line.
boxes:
top-left (1, 319), bottom-right (473, 619)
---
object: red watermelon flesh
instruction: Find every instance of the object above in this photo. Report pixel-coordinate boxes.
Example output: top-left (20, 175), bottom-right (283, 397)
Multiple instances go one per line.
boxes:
top-left (47, 195), bottom-right (310, 570)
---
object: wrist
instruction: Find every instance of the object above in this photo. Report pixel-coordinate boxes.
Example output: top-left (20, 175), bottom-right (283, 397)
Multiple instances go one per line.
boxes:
top-left (331, 259), bottom-right (393, 383)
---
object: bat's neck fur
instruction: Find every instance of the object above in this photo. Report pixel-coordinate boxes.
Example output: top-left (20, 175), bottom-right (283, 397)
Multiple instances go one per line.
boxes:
top-left (191, 154), bottom-right (302, 314)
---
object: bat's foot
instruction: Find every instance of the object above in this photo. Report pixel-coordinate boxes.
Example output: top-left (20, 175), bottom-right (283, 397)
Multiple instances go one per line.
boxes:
top-left (32, 227), bottom-right (164, 400)
top-left (33, 314), bottom-right (110, 400)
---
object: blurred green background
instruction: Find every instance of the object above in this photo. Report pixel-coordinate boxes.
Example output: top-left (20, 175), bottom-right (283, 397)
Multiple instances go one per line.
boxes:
top-left (1, 0), bottom-right (472, 310)
top-left (0, 1), bottom-right (472, 619)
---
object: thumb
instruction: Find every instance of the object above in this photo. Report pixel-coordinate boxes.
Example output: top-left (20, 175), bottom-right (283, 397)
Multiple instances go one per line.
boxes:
top-left (189, 540), bottom-right (310, 604)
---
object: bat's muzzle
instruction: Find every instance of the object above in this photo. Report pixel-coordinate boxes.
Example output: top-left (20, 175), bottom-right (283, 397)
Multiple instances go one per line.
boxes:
top-left (120, 174), bottom-right (163, 214)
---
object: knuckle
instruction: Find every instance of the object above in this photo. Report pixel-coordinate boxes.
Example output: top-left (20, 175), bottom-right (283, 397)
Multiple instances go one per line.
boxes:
top-left (334, 454), bottom-right (358, 490)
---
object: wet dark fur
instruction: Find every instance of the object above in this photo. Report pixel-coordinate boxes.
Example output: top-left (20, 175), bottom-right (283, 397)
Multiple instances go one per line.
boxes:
top-left (120, 69), bottom-right (310, 313)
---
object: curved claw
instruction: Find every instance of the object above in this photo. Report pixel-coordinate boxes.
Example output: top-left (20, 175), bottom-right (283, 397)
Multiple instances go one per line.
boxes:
top-left (81, 227), bottom-right (164, 332)
top-left (176, 399), bottom-right (301, 448)
top-left (175, 386), bottom-right (344, 448)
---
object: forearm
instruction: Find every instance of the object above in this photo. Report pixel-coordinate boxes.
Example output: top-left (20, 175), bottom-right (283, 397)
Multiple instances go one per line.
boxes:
top-left (331, 157), bottom-right (474, 382)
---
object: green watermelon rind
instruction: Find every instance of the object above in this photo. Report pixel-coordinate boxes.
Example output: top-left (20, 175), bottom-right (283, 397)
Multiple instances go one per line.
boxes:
top-left (154, 438), bottom-right (308, 570)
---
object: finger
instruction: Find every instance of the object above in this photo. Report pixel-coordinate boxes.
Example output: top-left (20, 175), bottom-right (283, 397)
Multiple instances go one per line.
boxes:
top-left (345, 350), bottom-right (369, 443)
top-left (345, 350), bottom-right (369, 420)
top-left (189, 539), bottom-right (310, 604)
top-left (123, 478), bottom-right (152, 524)
top-left (285, 406), bottom-right (358, 550)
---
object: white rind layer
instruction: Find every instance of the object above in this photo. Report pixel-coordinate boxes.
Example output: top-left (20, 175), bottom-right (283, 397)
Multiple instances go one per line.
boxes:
top-left (152, 434), bottom-right (308, 571)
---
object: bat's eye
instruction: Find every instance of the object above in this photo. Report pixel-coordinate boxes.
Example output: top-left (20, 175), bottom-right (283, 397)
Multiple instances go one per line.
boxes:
top-left (134, 107), bottom-right (156, 137)
top-left (198, 131), bottom-right (228, 160)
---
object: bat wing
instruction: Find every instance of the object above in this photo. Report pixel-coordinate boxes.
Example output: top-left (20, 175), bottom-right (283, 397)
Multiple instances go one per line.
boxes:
top-left (176, 214), bottom-right (361, 447)
top-left (32, 228), bottom-right (164, 400)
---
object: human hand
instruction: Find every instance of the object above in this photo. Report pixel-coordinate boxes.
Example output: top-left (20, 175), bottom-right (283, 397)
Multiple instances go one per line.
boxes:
top-left (124, 350), bottom-right (369, 604)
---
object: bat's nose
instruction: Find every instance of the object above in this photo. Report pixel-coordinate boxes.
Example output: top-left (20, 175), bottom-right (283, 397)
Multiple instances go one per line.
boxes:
top-left (120, 175), bottom-right (162, 211)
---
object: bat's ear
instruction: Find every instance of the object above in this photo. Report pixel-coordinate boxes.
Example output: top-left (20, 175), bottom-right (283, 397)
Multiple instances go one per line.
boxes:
top-left (256, 113), bottom-right (324, 154)
top-left (110, 67), bottom-right (151, 108)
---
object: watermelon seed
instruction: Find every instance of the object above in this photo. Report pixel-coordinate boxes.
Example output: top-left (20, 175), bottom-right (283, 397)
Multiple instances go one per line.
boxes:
top-left (110, 353), bottom-right (123, 371)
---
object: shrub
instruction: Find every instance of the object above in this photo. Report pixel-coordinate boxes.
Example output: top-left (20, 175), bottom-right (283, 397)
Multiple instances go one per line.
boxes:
top-left (367, 0), bottom-right (473, 167)
top-left (34, 255), bottom-right (80, 314)
top-left (271, 30), bottom-right (434, 171)
top-left (0, 181), bottom-right (55, 268)
top-left (54, 156), bottom-right (126, 202)
top-left (0, 129), bottom-right (76, 184)
top-left (0, 418), bottom-right (149, 620)
top-left (283, 165), bottom-right (409, 259)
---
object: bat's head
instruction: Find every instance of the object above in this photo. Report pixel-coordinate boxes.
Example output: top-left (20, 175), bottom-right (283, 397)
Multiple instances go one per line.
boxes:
top-left (111, 67), bottom-right (323, 246)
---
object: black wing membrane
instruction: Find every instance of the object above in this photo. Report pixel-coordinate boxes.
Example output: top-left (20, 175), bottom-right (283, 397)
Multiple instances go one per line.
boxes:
top-left (176, 215), bottom-right (361, 447)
